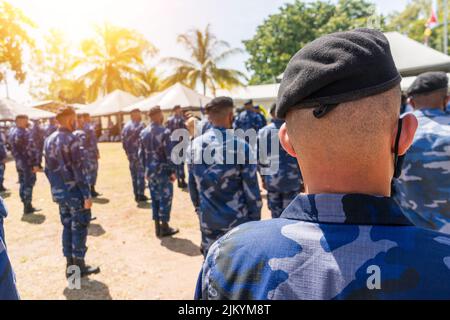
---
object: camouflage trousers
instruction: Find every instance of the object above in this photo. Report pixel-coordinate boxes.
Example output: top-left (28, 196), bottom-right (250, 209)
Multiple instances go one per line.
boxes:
top-left (128, 158), bottom-right (146, 198)
top-left (0, 163), bottom-right (5, 186)
top-left (175, 163), bottom-right (186, 182)
top-left (86, 157), bottom-right (98, 186)
top-left (267, 191), bottom-right (299, 219)
top-left (149, 177), bottom-right (173, 222)
top-left (17, 168), bottom-right (36, 205)
top-left (59, 201), bottom-right (91, 259)
top-left (200, 227), bottom-right (228, 257)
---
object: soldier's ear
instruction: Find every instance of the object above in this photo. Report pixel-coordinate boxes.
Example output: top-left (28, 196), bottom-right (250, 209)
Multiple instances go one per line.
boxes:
top-left (394, 113), bottom-right (418, 156)
top-left (279, 123), bottom-right (297, 158)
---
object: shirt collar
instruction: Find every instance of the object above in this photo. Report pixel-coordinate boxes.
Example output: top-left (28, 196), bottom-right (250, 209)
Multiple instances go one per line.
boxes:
top-left (281, 194), bottom-right (413, 226)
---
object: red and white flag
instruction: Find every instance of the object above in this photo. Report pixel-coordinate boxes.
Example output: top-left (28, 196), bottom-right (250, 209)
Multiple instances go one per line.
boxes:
top-left (427, 0), bottom-right (439, 29)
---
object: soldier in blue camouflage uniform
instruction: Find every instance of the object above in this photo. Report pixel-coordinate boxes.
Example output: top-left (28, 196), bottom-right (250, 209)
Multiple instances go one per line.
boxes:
top-left (44, 106), bottom-right (100, 278)
top-left (188, 97), bottom-right (262, 256)
top-left (258, 104), bottom-right (303, 218)
top-left (0, 197), bottom-right (20, 300)
top-left (139, 106), bottom-right (179, 238)
top-left (0, 132), bottom-right (8, 192)
top-left (44, 117), bottom-right (58, 139)
top-left (9, 115), bottom-right (41, 215)
top-left (30, 120), bottom-right (45, 168)
top-left (81, 113), bottom-right (101, 198)
top-left (233, 99), bottom-right (266, 133)
top-left (196, 29), bottom-right (450, 300)
top-left (394, 72), bottom-right (450, 234)
top-left (122, 109), bottom-right (148, 203)
top-left (166, 105), bottom-right (188, 189)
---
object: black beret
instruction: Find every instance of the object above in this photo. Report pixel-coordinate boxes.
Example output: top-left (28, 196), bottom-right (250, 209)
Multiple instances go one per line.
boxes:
top-left (244, 99), bottom-right (253, 106)
top-left (276, 28), bottom-right (402, 119)
top-left (205, 97), bottom-right (234, 112)
top-left (148, 105), bottom-right (162, 116)
top-left (269, 103), bottom-right (277, 116)
top-left (407, 72), bottom-right (448, 96)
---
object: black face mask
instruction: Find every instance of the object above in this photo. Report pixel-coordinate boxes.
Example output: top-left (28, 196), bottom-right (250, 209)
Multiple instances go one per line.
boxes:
top-left (393, 118), bottom-right (404, 179)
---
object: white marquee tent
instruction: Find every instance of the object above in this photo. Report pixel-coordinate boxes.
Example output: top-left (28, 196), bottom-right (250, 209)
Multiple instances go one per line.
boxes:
top-left (79, 90), bottom-right (142, 116)
top-left (126, 83), bottom-right (212, 112)
top-left (0, 98), bottom-right (55, 121)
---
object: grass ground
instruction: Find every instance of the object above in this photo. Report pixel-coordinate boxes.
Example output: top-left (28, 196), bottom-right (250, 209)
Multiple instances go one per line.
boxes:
top-left (2, 142), bottom-right (270, 300)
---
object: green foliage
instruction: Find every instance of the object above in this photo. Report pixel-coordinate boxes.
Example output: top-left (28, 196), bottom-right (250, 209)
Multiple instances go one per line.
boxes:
top-left (244, 0), bottom-right (383, 84)
top-left (163, 24), bottom-right (245, 95)
top-left (0, 0), bottom-right (34, 83)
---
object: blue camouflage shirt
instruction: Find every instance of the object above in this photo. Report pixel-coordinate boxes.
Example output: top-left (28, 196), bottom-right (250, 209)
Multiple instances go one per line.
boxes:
top-left (9, 127), bottom-right (39, 170)
top-left (166, 114), bottom-right (186, 133)
top-left (44, 128), bottom-right (91, 204)
top-left (44, 123), bottom-right (57, 139)
top-left (73, 130), bottom-right (92, 183)
top-left (0, 198), bottom-right (20, 300)
top-left (233, 110), bottom-right (266, 133)
top-left (122, 120), bottom-right (146, 161)
top-left (197, 193), bottom-right (450, 300)
top-left (258, 119), bottom-right (302, 193)
top-left (188, 127), bottom-right (262, 233)
top-left (82, 122), bottom-right (99, 158)
top-left (394, 108), bottom-right (450, 234)
top-left (139, 123), bottom-right (175, 180)
top-left (0, 133), bottom-right (7, 162)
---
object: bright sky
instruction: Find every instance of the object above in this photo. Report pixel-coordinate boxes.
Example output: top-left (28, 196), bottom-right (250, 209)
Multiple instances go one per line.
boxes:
top-left (3, 0), bottom-right (409, 102)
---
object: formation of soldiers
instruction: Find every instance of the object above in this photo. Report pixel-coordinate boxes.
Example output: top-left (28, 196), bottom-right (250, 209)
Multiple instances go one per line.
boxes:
top-left (1, 27), bottom-right (450, 300)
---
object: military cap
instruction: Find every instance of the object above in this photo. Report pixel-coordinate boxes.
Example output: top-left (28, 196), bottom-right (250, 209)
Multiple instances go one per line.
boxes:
top-left (407, 72), bottom-right (448, 97)
top-left (56, 106), bottom-right (76, 121)
top-left (276, 28), bottom-right (402, 119)
top-left (244, 99), bottom-right (254, 106)
top-left (15, 114), bottom-right (29, 120)
top-left (269, 103), bottom-right (277, 116)
top-left (130, 108), bottom-right (141, 113)
top-left (173, 105), bottom-right (182, 111)
top-left (148, 105), bottom-right (162, 116)
top-left (205, 97), bottom-right (234, 112)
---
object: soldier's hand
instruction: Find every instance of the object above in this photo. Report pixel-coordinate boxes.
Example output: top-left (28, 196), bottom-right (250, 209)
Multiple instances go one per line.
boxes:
top-left (84, 198), bottom-right (93, 210)
top-left (170, 174), bottom-right (177, 182)
top-left (32, 166), bottom-right (42, 173)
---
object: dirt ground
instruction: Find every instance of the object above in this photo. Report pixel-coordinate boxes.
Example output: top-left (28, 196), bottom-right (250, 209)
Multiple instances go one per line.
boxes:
top-left (2, 143), bottom-right (270, 300)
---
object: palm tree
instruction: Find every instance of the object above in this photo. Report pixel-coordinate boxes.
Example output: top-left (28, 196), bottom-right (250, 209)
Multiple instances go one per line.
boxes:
top-left (163, 24), bottom-right (245, 95)
top-left (74, 23), bottom-right (157, 102)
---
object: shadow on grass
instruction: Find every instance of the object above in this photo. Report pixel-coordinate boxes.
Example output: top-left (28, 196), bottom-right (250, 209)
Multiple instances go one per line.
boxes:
top-left (92, 198), bottom-right (110, 205)
top-left (88, 223), bottom-right (106, 237)
top-left (137, 201), bottom-right (152, 209)
top-left (160, 237), bottom-right (202, 257)
top-left (21, 213), bottom-right (46, 225)
top-left (63, 279), bottom-right (112, 300)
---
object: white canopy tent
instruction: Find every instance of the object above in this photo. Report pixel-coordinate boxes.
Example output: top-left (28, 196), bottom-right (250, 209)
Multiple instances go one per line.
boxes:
top-left (126, 83), bottom-right (212, 112)
top-left (0, 98), bottom-right (55, 121)
top-left (79, 90), bottom-right (142, 116)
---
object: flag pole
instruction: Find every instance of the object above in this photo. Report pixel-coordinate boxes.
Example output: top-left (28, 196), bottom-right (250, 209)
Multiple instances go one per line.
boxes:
top-left (445, 0), bottom-right (448, 55)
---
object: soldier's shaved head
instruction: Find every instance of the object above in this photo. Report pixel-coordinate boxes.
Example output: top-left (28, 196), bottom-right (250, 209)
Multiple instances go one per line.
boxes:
top-left (279, 85), bottom-right (418, 196)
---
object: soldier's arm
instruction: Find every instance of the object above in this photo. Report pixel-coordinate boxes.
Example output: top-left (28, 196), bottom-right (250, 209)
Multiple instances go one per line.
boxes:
top-left (163, 130), bottom-right (176, 175)
top-left (138, 135), bottom-right (146, 176)
top-left (69, 139), bottom-right (92, 200)
top-left (0, 240), bottom-right (20, 300)
top-left (241, 161), bottom-right (262, 221)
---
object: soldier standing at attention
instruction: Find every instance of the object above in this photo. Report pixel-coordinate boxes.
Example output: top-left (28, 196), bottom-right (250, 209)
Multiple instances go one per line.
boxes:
top-left (196, 29), bottom-right (450, 300)
top-left (30, 120), bottom-right (45, 168)
top-left (233, 99), bottom-right (266, 133)
top-left (0, 133), bottom-right (8, 192)
top-left (81, 113), bottom-right (101, 198)
top-left (9, 115), bottom-right (41, 215)
top-left (258, 103), bottom-right (303, 218)
top-left (44, 117), bottom-right (58, 139)
top-left (0, 198), bottom-right (20, 300)
top-left (394, 72), bottom-right (450, 234)
top-left (188, 97), bottom-right (262, 256)
top-left (44, 106), bottom-right (100, 278)
top-left (166, 105), bottom-right (188, 189)
top-left (139, 106), bottom-right (179, 238)
top-left (122, 109), bottom-right (148, 203)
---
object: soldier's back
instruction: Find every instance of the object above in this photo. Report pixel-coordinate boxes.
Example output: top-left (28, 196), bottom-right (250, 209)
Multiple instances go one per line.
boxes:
top-left (198, 193), bottom-right (450, 300)
top-left (395, 108), bottom-right (450, 233)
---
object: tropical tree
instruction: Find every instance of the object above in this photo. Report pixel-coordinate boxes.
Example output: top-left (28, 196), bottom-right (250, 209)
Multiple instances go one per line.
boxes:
top-left (163, 24), bottom-right (245, 95)
top-left (74, 23), bottom-right (158, 102)
top-left (0, 0), bottom-right (35, 91)
top-left (244, 0), bottom-right (383, 84)
top-left (133, 67), bottom-right (164, 97)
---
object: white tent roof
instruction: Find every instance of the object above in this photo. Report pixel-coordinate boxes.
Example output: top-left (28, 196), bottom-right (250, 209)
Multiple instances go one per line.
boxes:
top-left (79, 90), bottom-right (142, 116)
top-left (216, 84), bottom-right (280, 103)
top-left (126, 83), bottom-right (212, 112)
top-left (0, 98), bottom-right (55, 121)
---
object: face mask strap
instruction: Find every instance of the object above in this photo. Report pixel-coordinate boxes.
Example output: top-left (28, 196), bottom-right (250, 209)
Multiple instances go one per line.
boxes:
top-left (393, 118), bottom-right (404, 179)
